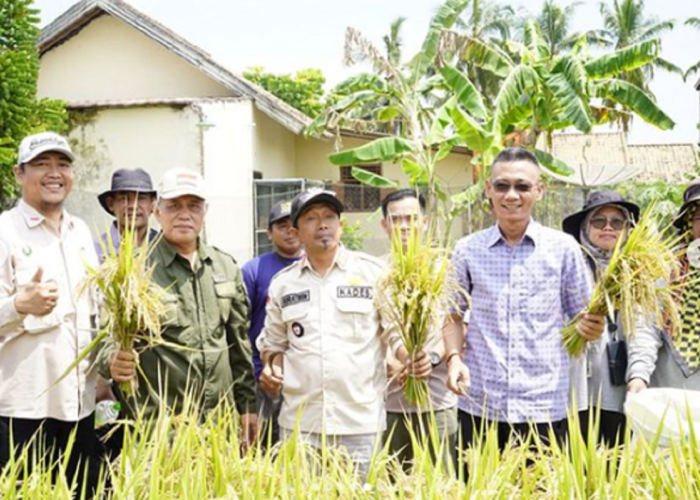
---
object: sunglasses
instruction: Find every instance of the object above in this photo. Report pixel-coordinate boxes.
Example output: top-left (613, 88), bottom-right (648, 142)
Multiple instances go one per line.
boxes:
top-left (589, 216), bottom-right (627, 230)
top-left (492, 181), bottom-right (536, 193)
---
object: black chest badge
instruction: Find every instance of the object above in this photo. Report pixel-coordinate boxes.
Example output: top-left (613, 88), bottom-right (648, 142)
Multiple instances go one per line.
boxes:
top-left (291, 322), bottom-right (305, 338)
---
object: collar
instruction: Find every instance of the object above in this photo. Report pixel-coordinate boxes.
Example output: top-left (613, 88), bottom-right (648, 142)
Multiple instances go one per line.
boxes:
top-left (299, 245), bottom-right (348, 274)
top-left (487, 219), bottom-right (539, 248)
top-left (17, 199), bottom-right (74, 230)
top-left (157, 237), bottom-right (211, 267)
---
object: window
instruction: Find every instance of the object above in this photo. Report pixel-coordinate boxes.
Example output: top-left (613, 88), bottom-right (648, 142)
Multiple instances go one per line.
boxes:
top-left (339, 165), bottom-right (382, 212)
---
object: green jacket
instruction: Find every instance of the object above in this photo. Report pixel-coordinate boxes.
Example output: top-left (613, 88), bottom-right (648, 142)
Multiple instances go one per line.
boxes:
top-left (97, 236), bottom-right (256, 419)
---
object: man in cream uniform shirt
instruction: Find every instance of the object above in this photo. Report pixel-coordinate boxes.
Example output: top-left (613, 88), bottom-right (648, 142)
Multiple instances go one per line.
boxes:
top-left (258, 189), bottom-right (408, 477)
top-left (0, 132), bottom-right (99, 487)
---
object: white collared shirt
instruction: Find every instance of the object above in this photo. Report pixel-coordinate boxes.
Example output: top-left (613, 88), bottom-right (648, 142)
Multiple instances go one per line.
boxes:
top-left (258, 246), bottom-right (394, 435)
top-left (0, 200), bottom-right (98, 421)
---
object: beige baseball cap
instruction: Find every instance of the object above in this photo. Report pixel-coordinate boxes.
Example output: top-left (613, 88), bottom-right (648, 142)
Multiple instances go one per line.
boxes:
top-left (18, 132), bottom-right (75, 164)
top-left (158, 168), bottom-right (207, 200)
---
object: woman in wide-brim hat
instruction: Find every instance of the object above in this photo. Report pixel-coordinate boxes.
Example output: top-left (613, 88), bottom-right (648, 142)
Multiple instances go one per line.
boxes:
top-left (562, 190), bottom-right (645, 446)
top-left (626, 181), bottom-right (700, 397)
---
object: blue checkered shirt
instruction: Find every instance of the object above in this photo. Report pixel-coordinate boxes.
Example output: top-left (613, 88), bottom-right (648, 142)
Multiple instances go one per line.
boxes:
top-left (451, 221), bottom-right (592, 423)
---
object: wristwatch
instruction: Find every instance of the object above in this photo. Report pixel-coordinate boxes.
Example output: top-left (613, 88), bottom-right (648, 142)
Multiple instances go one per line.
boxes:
top-left (429, 351), bottom-right (441, 367)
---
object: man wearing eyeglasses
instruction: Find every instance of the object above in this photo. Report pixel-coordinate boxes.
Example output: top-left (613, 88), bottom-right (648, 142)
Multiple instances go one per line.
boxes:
top-left (96, 168), bottom-right (257, 446)
top-left (444, 147), bottom-right (605, 461)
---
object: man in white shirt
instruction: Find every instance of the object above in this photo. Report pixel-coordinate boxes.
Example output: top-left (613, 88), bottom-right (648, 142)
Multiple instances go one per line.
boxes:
top-left (0, 132), bottom-right (99, 489)
top-left (257, 189), bottom-right (403, 477)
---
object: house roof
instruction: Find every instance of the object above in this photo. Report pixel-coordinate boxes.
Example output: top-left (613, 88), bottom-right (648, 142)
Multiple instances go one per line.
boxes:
top-left (540, 132), bottom-right (696, 186)
top-left (65, 96), bottom-right (250, 109)
top-left (627, 143), bottom-right (698, 183)
top-left (539, 132), bottom-right (639, 185)
top-left (39, 0), bottom-right (312, 134)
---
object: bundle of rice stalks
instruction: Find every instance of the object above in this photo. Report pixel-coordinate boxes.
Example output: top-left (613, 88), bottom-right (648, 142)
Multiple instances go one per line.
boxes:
top-left (80, 220), bottom-right (170, 395)
top-left (562, 202), bottom-right (685, 356)
top-left (51, 216), bottom-right (170, 398)
top-left (377, 222), bottom-right (465, 406)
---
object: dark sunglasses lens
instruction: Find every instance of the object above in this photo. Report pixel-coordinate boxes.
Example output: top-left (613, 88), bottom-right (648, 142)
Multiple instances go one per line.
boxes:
top-left (591, 217), bottom-right (626, 230)
top-left (610, 219), bottom-right (626, 230)
top-left (590, 218), bottom-right (607, 229)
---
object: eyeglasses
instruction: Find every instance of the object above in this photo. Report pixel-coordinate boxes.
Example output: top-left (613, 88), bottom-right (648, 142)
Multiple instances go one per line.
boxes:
top-left (589, 216), bottom-right (627, 230)
top-left (492, 180), bottom-right (536, 193)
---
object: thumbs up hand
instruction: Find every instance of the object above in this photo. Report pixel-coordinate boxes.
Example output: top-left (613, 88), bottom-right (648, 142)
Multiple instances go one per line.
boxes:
top-left (14, 267), bottom-right (60, 317)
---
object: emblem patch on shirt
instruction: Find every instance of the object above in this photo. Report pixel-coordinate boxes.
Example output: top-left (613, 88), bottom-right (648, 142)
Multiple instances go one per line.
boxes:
top-left (348, 275), bottom-right (363, 286)
top-left (282, 290), bottom-right (310, 308)
top-left (291, 322), bottom-right (304, 338)
top-left (337, 286), bottom-right (373, 299)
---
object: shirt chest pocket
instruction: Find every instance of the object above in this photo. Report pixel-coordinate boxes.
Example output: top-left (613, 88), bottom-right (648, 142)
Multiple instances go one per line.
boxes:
top-left (336, 298), bottom-right (376, 341)
top-left (524, 275), bottom-right (560, 314)
top-left (214, 281), bottom-right (238, 324)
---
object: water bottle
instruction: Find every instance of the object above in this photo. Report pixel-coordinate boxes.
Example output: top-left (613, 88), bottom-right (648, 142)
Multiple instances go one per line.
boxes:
top-left (95, 400), bottom-right (121, 428)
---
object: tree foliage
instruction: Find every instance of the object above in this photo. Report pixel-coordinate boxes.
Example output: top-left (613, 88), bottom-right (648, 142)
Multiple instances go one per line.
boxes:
top-left (595, 0), bottom-right (682, 116)
top-left (0, 0), bottom-right (67, 208)
top-left (243, 67), bottom-right (327, 119)
top-left (307, 0), bottom-right (676, 239)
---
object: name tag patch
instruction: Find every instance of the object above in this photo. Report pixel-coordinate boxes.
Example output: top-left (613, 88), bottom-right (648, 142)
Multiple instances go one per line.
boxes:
top-left (337, 286), bottom-right (373, 299)
top-left (282, 290), bottom-right (310, 308)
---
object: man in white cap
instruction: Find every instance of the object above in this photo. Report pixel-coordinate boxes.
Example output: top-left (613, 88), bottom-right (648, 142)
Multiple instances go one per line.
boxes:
top-left (0, 132), bottom-right (100, 487)
top-left (97, 168), bottom-right (257, 443)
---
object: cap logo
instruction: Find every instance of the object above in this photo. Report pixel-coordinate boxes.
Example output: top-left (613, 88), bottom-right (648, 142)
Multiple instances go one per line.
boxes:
top-left (175, 173), bottom-right (199, 186)
top-left (280, 201), bottom-right (292, 214)
top-left (29, 136), bottom-right (65, 150)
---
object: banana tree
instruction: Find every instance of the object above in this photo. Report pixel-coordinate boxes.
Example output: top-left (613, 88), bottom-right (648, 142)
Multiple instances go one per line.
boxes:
top-left (306, 0), bottom-right (474, 238)
top-left (440, 20), bottom-right (674, 170)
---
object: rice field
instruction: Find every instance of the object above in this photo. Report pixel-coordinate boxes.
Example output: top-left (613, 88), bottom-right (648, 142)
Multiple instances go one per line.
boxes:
top-left (2, 401), bottom-right (699, 500)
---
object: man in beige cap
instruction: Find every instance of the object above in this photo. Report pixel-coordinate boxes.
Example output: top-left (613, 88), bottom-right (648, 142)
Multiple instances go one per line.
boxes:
top-left (97, 168), bottom-right (257, 444)
top-left (0, 132), bottom-right (99, 487)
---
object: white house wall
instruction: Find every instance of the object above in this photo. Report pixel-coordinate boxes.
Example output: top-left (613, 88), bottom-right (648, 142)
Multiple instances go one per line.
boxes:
top-left (252, 108), bottom-right (297, 179)
top-left (199, 100), bottom-right (257, 263)
top-left (64, 105), bottom-right (202, 237)
top-left (295, 135), bottom-right (473, 255)
top-left (38, 14), bottom-right (233, 102)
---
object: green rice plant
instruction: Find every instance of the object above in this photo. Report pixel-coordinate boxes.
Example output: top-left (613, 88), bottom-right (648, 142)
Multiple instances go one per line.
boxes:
top-left (4, 391), bottom-right (700, 499)
top-left (561, 202), bottom-right (685, 356)
top-left (377, 221), bottom-right (467, 406)
top-left (77, 218), bottom-right (169, 396)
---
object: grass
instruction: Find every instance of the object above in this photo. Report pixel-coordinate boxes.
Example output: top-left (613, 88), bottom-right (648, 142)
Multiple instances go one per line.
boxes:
top-left (3, 395), bottom-right (700, 499)
top-left (562, 202), bottom-right (685, 356)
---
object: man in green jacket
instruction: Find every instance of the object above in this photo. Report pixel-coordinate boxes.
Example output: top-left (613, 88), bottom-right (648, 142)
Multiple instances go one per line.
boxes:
top-left (98, 168), bottom-right (257, 443)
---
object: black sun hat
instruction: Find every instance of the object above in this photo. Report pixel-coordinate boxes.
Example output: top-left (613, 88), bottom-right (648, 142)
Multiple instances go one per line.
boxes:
top-left (673, 180), bottom-right (700, 230)
top-left (98, 168), bottom-right (157, 216)
top-left (562, 190), bottom-right (640, 243)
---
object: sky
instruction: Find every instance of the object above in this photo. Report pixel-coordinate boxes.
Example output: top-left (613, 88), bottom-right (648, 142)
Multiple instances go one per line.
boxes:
top-left (33, 0), bottom-right (700, 146)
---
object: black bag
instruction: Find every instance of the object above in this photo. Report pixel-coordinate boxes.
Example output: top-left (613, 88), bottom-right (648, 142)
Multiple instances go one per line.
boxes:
top-left (606, 321), bottom-right (628, 386)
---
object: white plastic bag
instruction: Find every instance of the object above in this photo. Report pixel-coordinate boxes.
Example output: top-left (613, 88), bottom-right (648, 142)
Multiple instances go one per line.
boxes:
top-left (625, 388), bottom-right (700, 448)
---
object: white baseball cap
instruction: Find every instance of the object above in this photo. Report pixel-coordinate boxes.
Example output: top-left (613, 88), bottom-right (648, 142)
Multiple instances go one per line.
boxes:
top-left (158, 168), bottom-right (207, 200)
top-left (18, 132), bottom-right (75, 164)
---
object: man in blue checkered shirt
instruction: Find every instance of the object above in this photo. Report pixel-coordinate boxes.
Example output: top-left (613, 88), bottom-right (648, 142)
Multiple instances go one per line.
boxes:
top-left (444, 147), bottom-right (605, 455)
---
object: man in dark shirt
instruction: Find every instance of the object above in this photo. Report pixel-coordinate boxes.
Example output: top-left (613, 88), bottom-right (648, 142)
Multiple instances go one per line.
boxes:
top-left (241, 199), bottom-right (301, 443)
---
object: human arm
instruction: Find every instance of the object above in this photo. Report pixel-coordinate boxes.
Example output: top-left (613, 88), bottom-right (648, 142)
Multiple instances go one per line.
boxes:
top-left (626, 314), bottom-right (663, 391)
